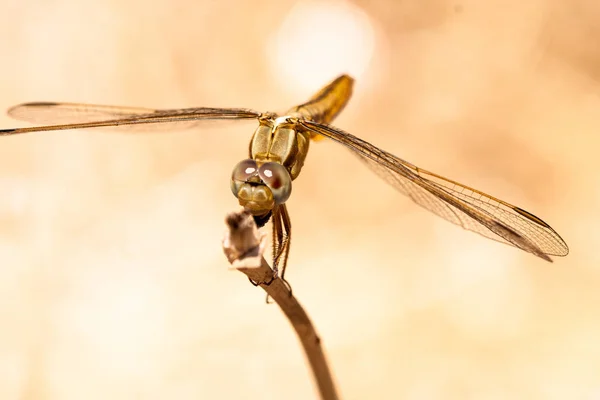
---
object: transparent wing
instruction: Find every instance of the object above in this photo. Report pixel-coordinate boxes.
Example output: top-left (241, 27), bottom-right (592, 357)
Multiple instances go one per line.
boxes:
top-left (1, 102), bottom-right (262, 135)
top-left (7, 102), bottom-right (158, 124)
top-left (300, 120), bottom-right (569, 261)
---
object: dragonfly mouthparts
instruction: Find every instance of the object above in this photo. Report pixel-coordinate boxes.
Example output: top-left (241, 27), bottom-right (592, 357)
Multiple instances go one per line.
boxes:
top-left (252, 210), bottom-right (272, 228)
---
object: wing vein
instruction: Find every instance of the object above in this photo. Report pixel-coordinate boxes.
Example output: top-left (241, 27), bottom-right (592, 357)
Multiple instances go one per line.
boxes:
top-left (300, 120), bottom-right (569, 260)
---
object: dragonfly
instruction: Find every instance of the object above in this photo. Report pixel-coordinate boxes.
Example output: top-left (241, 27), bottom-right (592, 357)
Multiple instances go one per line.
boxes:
top-left (0, 75), bottom-right (569, 282)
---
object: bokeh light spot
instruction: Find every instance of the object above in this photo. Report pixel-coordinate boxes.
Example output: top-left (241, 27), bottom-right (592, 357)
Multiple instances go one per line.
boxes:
top-left (269, 0), bottom-right (376, 92)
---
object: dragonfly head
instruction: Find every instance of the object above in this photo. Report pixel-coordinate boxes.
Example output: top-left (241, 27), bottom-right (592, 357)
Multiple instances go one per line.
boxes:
top-left (230, 159), bottom-right (292, 216)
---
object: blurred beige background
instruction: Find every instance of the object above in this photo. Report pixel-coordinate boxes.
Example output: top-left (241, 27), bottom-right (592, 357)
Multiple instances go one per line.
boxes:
top-left (0, 0), bottom-right (597, 399)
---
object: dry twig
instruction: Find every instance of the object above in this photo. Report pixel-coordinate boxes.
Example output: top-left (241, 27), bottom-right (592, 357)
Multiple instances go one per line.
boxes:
top-left (222, 209), bottom-right (340, 400)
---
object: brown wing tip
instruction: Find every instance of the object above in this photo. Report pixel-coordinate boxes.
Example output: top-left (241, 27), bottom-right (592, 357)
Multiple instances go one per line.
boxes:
top-left (21, 102), bottom-right (60, 106)
top-left (513, 206), bottom-right (551, 229)
top-left (8, 102), bottom-right (59, 114)
top-left (0, 128), bottom-right (18, 135)
top-left (513, 207), bottom-right (570, 258)
top-left (8, 101), bottom-right (59, 110)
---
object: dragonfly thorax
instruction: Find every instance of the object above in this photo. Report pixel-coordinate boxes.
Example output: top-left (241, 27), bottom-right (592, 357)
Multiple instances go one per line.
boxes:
top-left (274, 116), bottom-right (293, 126)
top-left (249, 116), bottom-right (311, 181)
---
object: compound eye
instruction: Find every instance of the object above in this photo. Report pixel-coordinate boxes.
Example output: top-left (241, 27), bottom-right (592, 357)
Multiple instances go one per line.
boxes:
top-left (258, 162), bottom-right (292, 204)
top-left (232, 159), bottom-right (258, 181)
top-left (231, 159), bottom-right (258, 197)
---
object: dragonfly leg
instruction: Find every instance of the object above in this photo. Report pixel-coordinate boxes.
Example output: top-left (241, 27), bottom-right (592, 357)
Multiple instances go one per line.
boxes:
top-left (273, 204), bottom-right (293, 296)
top-left (277, 204), bottom-right (292, 282)
top-left (265, 205), bottom-right (293, 303)
top-left (247, 275), bottom-right (275, 287)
